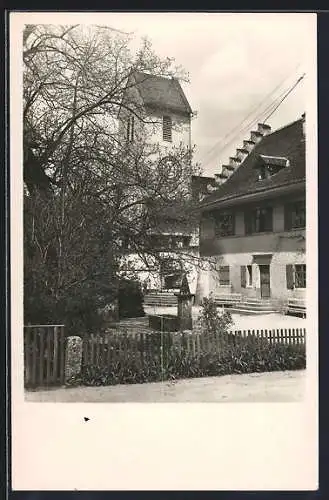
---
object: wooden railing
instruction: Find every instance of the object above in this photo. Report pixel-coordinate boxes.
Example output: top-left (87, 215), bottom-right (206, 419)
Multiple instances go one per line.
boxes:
top-left (24, 325), bottom-right (66, 388)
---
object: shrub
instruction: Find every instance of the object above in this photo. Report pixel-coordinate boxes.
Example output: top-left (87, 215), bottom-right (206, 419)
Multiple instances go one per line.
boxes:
top-left (118, 279), bottom-right (145, 319)
top-left (197, 295), bottom-right (233, 336)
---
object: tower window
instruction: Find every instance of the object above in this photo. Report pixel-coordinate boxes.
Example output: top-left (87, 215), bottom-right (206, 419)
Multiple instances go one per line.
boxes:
top-left (126, 115), bottom-right (135, 142)
top-left (163, 115), bottom-right (172, 142)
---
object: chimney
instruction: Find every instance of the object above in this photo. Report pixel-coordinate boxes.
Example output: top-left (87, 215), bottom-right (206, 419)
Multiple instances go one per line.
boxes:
top-left (236, 148), bottom-right (249, 162)
top-left (250, 130), bottom-right (263, 144)
top-left (243, 140), bottom-right (256, 152)
top-left (257, 123), bottom-right (271, 136)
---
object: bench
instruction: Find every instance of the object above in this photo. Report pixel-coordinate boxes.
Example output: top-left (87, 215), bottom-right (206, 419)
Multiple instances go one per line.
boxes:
top-left (212, 293), bottom-right (242, 308)
top-left (144, 293), bottom-right (178, 307)
top-left (285, 298), bottom-right (306, 318)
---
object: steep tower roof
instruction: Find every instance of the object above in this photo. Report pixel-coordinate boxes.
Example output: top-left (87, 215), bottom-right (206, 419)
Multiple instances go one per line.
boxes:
top-left (132, 71), bottom-right (192, 115)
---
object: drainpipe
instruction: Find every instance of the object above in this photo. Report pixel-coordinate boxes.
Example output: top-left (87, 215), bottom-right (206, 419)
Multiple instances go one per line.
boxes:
top-left (189, 112), bottom-right (192, 156)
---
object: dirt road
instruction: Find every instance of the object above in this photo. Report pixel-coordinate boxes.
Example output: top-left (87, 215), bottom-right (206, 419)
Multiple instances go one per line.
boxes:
top-left (26, 369), bottom-right (305, 403)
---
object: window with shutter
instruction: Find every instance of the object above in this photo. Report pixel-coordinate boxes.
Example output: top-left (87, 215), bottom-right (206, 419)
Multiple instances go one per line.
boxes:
top-left (126, 118), bottom-right (130, 141)
top-left (295, 264), bottom-right (306, 288)
top-left (284, 201), bottom-right (305, 230)
top-left (286, 264), bottom-right (294, 289)
top-left (218, 266), bottom-right (230, 285)
top-left (126, 115), bottom-right (135, 142)
top-left (163, 115), bottom-right (172, 142)
top-left (214, 211), bottom-right (235, 236)
top-left (244, 206), bottom-right (273, 234)
top-left (241, 266), bottom-right (246, 288)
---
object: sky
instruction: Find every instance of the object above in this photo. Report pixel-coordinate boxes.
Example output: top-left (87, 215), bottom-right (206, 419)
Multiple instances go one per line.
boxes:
top-left (18, 12), bottom-right (316, 177)
top-left (101, 12), bottom-right (315, 177)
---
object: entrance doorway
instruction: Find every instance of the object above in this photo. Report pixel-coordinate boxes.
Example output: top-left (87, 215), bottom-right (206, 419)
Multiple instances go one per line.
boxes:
top-left (259, 264), bottom-right (271, 298)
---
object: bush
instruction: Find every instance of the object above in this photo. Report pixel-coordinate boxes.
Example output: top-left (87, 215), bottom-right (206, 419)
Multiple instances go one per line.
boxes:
top-left (197, 295), bottom-right (233, 335)
top-left (118, 279), bottom-right (145, 319)
top-left (68, 332), bottom-right (306, 387)
top-left (24, 280), bottom-right (116, 336)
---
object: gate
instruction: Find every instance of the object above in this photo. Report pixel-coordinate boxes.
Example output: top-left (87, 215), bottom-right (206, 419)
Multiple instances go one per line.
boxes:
top-left (24, 325), bottom-right (66, 388)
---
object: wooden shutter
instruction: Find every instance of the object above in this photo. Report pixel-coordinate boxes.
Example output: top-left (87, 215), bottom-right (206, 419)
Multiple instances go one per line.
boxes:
top-left (130, 116), bottom-right (135, 142)
top-left (286, 264), bottom-right (294, 289)
top-left (284, 204), bottom-right (292, 230)
top-left (126, 118), bottom-right (130, 141)
top-left (241, 266), bottom-right (247, 288)
top-left (163, 116), bottom-right (172, 142)
top-left (244, 211), bottom-right (252, 234)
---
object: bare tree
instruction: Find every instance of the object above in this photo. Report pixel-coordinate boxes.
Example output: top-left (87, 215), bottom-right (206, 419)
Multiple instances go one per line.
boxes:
top-left (23, 24), bottom-right (204, 330)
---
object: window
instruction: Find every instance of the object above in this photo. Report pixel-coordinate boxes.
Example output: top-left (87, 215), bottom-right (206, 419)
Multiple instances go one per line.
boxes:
top-left (286, 264), bottom-right (306, 289)
top-left (284, 201), bottom-right (306, 230)
top-left (218, 266), bottom-right (230, 286)
top-left (257, 164), bottom-right (284, 180)
top-left (183, 236), bottom-right (191, 248)
top-left (160, 258), bottom-right (182, 290)
top-left (126, 115), bottom-right (135, 142)
top-left (214, 211), bottom-right (235, 236)
top-left (163, 115), bottom-right (172, 142)
top-left (256, 156), bottom-right (289, 181)
top-left (245, 206), bottom-right (273, 234)
top-left (295, 264), bottom-right (306, 288)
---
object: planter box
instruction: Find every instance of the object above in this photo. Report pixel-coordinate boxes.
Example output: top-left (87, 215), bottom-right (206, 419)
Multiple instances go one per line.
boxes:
top-left (148, 314), bottom-right (179, 332)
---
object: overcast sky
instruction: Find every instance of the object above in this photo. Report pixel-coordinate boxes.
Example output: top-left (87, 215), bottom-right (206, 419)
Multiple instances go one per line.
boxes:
top-left (18, 12), bottom-right (316, 177)
top-left (104, 12), bottom-right (315, 176)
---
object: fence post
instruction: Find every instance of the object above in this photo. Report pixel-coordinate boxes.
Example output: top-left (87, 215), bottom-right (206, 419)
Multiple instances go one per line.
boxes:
top-left (64, 336), bottom-right (83, 384)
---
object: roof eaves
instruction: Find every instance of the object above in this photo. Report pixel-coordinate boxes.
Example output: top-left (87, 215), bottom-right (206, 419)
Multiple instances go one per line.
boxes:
top-left (200, 178), bottom-right (305, 210)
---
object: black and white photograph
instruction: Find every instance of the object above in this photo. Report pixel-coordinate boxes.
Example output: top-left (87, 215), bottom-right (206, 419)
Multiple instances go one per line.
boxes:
top-left (10, 11), bottom-right (318, 490)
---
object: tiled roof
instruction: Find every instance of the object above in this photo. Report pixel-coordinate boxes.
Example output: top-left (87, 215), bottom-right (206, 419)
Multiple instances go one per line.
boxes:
top-left (201, 117), bottom-right (305, 207)
top-left (133, 71), bottom-right (192, 115)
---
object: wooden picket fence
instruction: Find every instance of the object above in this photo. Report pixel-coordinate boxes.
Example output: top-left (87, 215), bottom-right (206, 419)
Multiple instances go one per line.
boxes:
top-left (24, 325), bottom-right (66, 388)
top-left (82, 327), bottom-right (306, 369)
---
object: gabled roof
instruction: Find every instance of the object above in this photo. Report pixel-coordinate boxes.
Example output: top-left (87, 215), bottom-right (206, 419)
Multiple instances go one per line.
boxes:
top-left (132, 71), bottom-right (192, 115)
top-left (201, 117), bottom-right (305, 208)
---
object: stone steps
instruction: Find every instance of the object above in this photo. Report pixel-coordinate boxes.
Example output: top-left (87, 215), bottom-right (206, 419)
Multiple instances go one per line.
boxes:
top-left (229, 297), bottom-right (280, 315)
top-left (230, 307), bottom-right (278, 316)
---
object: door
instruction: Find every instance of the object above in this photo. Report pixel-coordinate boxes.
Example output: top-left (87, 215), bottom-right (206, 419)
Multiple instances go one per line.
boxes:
top-left (259, 265), bottom-right (271, 298)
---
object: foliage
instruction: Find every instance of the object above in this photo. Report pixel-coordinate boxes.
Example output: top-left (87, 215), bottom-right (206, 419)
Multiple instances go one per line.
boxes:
top-left (67, 332), bottom-right (306, 386)
top-left (23, 24), bottom-right (201, 331)
top-left (197, 295), bottom-right (233, 336)
top-left (118, 279), bottom-right (145, 319)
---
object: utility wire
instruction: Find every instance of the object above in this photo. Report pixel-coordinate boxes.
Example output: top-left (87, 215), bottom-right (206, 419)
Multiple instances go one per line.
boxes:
top-left (201, 71), bottom-right (305, 170)
top-left (200, 63), bottom-right (302, 165)
top-left (263, 73), bottom-right (305, 123)
top-left (204, 83), bottom-right (300, 166)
